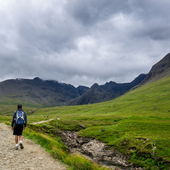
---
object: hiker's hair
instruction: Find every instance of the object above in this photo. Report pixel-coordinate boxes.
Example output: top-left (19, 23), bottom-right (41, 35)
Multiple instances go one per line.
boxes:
top-left (17, 104), bottom-right (22, 109)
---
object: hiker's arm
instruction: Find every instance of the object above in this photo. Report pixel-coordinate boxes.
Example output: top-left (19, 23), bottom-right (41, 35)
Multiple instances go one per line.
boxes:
top-left (24, 112), bottom-right (27, 127)
top-left (11, 111), bottom-right (16, 128)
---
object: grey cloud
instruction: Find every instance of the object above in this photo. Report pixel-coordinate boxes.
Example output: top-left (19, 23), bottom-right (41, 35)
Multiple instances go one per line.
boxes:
top-left (16, 10), bottom-right (77, 52)
top-left (0, 0), bottom-right (170, 87)
top-left (65, 0), bottom-right (132, 26)
top-left (143, 27), bottom-right (170, 41)
top-left (128, 0), bottom-right (170, 41)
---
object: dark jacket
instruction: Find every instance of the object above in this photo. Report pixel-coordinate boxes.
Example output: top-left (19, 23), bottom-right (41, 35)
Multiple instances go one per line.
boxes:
top-left (11, 109), bottom-right (27, 127)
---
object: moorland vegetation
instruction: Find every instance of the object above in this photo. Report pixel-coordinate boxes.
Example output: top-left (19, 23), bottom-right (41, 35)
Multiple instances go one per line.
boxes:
top-left (1, 73), bottom-right (170, 169)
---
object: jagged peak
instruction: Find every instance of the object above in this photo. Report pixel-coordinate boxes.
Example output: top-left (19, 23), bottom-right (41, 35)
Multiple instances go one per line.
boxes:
top-left (91, 83), bottom-right (99, 88)
top-left (33, 77), bottom-right (43, 81)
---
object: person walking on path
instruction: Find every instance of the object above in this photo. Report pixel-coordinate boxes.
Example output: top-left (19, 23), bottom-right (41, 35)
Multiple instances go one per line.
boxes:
top-left (11, 104), bottom-right (27, 150)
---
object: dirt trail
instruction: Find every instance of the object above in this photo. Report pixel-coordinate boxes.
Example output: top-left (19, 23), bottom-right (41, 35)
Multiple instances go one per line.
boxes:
top-left (0, 123), bottom-right (67, 170)
top-left (30, 119), bottom-right (54, 124)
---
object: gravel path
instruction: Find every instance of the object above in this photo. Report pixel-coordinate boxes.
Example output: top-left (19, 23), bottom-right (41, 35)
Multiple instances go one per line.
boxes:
top-left (30, 119), bottom-right (54, 125)
top-left (0, 123), bottom-right (67, 170)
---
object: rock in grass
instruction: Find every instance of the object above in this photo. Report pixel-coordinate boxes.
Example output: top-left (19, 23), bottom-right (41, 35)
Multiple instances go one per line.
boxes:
top-left (79, 124), bottom-right (86, 129)
top-left (76, 138), bottom-right (80, 144)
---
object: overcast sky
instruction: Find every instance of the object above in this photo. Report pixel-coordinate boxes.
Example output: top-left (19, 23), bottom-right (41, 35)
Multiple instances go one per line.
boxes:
top-left (0, 0), bottom-right (170, 87)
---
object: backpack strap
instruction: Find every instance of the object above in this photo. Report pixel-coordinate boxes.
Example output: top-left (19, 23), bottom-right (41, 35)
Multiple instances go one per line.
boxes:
top-left (16, 111), bottom-right (19, 120)
top-left (21, 111), bottom-right (24, 120)
top-left (16, 111), bottom-right (24, 120)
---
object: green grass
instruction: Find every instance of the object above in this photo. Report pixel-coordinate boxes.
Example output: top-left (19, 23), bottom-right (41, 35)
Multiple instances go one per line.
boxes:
top-left (1, 74), bottom-right (170, 169)
top-left (0, 104), bottom-right (42, 116)
top-left (0, 96), bottom-right (45, 107)
top-left (0, 116), bottom-right (11, 123)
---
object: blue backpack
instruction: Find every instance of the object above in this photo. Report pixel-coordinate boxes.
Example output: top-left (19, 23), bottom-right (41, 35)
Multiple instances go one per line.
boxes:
top-left (16, 110), bottom-right (26, 125)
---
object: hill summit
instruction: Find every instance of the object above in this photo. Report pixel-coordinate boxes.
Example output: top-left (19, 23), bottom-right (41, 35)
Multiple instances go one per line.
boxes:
top-left (141, 52), bottom-right (170, 84)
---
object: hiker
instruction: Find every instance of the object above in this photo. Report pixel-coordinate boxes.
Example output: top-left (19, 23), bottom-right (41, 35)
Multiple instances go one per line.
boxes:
top-left (11, 104), bottom-right (27, 150)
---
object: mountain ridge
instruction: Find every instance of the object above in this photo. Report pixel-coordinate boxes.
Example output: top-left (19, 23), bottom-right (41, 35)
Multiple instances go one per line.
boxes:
top-left (67, 74), bottom-right (147, 105)
top-left (0, 74), bottom-right (145, 107)
top-left (0, 52), bottom-right (170, 107)
top-left (0, 77), bottom-right (89, 106)
top-left (140, 52), bottom-right (170, 85)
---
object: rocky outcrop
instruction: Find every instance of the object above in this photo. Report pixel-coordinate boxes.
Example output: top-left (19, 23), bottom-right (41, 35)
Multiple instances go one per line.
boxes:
top-left (60, 131), bottom-right (145, 170)
top-left (141, 52), bottom-right (170, 85)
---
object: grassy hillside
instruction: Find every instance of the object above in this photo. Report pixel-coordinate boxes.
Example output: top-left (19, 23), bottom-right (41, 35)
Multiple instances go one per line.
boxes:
top-left (30, 73), bottom-right (170, 120)
top-left (1, 74), bottom-right (170, 169)
top-left (0, 77), bottom-right (86, 107)
top-left (0, 104), bottom-right (42, 116)
top-left (27, 74), bottom-right (170, 169)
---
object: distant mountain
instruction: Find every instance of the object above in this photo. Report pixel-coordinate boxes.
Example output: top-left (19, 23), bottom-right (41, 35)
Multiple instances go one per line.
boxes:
top-left (77, 86), bottom-right (90, 96)
top-left (0, 74), bottom-right (146, 107)
top-left (141, 52), bottom-right (170, 85)
top-left (67, 74), bottom-right (147, 105)
top-left (1, 53), bottom-right (169, 107)
top-left (0, 77), bottom-right (89, 106)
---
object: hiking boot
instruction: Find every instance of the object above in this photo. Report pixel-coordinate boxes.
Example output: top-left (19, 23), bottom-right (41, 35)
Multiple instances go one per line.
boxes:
top-left (20, 143), bottom-right (24, 149)
top-left (15, 146), bottom-right (18, 150)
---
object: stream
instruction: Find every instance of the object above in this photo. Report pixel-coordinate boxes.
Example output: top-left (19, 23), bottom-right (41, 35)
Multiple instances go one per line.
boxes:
top-left (60, 131), bottom-right (145, 170)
